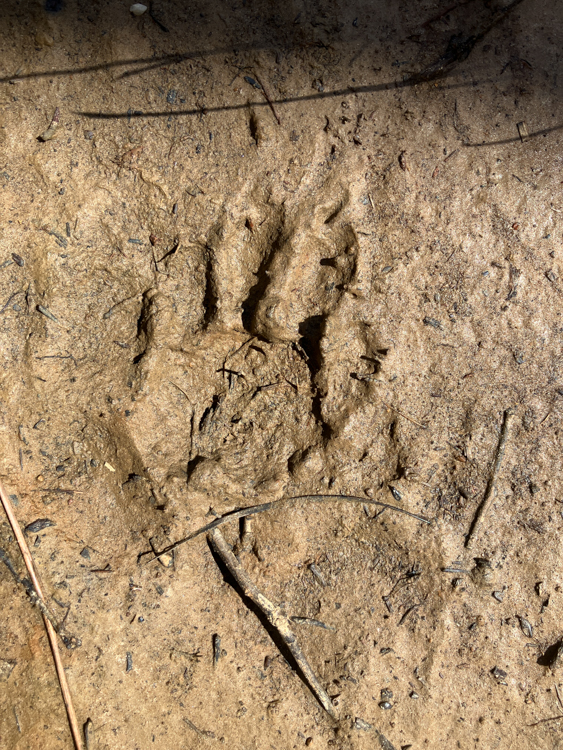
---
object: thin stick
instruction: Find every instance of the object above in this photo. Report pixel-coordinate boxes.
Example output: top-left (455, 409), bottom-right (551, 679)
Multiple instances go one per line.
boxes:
top-left (527, 715), bottom-right (563, 727)
top-left (147, 494), bottom-right (431, 562)
top-left (465, 410), bottom-right (514, 549)
top-left (0, 479), bottom-right (83, 750)
top-left (380, 399), bottom-right (427, 429)
top-left (208, 527), bottom-right (336, 718)
top-left (252, 73), bottom-right (281, 125)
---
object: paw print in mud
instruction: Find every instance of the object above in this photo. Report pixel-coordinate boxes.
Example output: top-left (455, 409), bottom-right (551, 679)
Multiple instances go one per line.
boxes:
top-left (126, 167), bottom-right (389, 505)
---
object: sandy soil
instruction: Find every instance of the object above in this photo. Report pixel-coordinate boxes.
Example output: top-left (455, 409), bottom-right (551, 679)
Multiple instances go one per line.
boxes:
top-left (1, 1), bottom-right (563, 748)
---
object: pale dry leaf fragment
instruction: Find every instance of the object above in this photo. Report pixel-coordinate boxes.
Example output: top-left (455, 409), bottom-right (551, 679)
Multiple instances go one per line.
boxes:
top-left (39, 108), bottom-right (60, 142)
top-left (516, 121), bottom-right (529, 142)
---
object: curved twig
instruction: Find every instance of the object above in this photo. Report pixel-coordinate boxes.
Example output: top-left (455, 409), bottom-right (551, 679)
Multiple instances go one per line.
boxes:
top-left (147, 494), bottom-right (431, 563)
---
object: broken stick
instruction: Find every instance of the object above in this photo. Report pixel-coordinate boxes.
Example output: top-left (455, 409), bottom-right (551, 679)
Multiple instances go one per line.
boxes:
top-left (208, 527), bottom-right (337, 718)
top-left (465, 410), bottom-right (514, 548)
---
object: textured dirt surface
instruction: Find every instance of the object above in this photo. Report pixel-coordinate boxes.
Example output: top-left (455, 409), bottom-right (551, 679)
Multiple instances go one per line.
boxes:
top-left (1, 1), bottom-right (563, 748)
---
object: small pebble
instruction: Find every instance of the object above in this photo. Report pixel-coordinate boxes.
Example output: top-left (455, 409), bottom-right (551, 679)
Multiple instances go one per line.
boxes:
top-left (353, 717), bottom-right (372, 731)
top-left (388, 485), bottom-right (402, 502)
top-left (378, 701), bottom-right (393, 710)
top-left (130, 3), bottom-right (147, 15)
top-left (518, 616), bottom-right (533, 638)
top-left (491, 666), bottom-right (507, 684)
top-left (492, 590), bottom-right (505, 602)
top-left (25, 518), bottom-right (55, 533)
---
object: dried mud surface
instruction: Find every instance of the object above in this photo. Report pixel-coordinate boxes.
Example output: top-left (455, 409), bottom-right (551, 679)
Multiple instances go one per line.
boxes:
top-left (1, 1), bottom-right (563, 748)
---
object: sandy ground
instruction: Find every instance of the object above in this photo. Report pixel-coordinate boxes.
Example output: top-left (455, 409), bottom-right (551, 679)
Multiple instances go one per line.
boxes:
top-left (1, 1), bottom-right (563, 748)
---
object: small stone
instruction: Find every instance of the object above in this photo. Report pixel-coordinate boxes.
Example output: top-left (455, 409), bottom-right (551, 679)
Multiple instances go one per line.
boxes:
top-left (380, 688), bottom-right (394, 701)
top-left (518, 616), bottom-right (533, 638)
top-left (378, 701), bottom-right (393, 710)
top-left (35, 31), bottom-right (54, 47)
top-left (492, 590), bottom-right (505, 602)
top-left (410, 691), bottom-right (419, 699)
top-left (25, 518), bottom-right (55, 533)
top-left (354, 718), bottom-right (372, 731)
top-left (130, 3), bottom-right (147, 15)
top-left (491, 666), bottom-right (507, 684)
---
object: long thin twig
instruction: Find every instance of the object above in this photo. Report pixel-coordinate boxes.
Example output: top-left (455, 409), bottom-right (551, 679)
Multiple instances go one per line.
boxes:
top-left (147, 494), bottom-right (431, 562)
top-left (465, 410), bottom-right (514, 548)
top-left (0, 479), bottom-right (83, 750)
top-left (252, 73), bottom-right (281, 125)
top-left (208, 527), bottom-right (336, 718)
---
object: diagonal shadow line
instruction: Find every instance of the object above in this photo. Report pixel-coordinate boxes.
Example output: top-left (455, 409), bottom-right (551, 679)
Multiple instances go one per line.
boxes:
top-left (464, 122), bottom-right (563, 147)
top-left (75, 77), bottom-right (478, 120)
top-left (0, 46), bottom-right (256, 84)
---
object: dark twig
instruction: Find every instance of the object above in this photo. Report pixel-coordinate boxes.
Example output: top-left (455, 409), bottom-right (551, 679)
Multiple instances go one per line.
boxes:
top-left (208, 527), bottom-right (337, 718)
top-left (0, 547), bottom-right (61, 631)
top-left (252, 73), bottom-right (281, 124)
top-left (183, 716), bottom-right (215, 738)
top-left (527, 715), bottom-right (563, 727)
top-left (147, 494), bottom-right (431, 562)
top-left (465, 410), bottom-right (514, 548)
